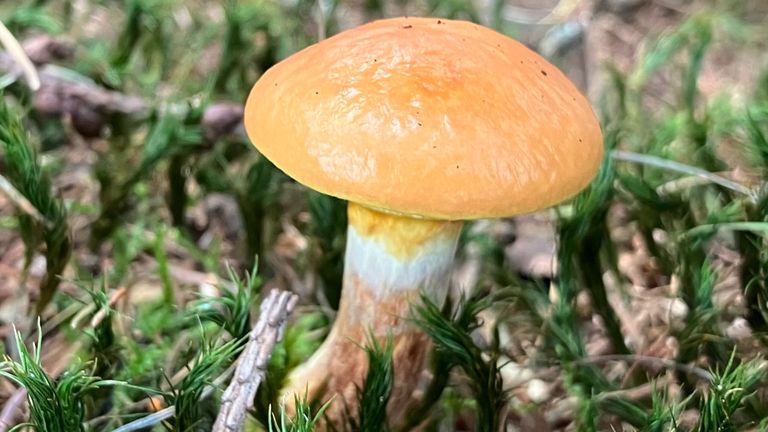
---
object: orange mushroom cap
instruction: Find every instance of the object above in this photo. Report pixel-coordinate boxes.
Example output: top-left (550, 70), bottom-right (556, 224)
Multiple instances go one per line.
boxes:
top-left (244, 17), bottom-right (603, 220)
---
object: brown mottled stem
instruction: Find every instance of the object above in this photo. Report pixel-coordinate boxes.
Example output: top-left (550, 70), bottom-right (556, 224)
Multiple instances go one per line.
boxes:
top-left (282, 203), bottom-right (462, 426)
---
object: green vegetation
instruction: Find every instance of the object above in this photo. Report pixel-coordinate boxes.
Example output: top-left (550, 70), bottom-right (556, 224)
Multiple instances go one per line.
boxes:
top-left (0, 0), bottom-right (767, 431)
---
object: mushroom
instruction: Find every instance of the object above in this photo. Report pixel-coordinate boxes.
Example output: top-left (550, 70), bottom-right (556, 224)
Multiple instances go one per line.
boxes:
top-left (243, 17), bottom-right (603, 424)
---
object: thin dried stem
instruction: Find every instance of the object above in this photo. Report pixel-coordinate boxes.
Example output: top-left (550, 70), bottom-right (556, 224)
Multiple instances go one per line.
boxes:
top-left (110, 289), bottom-right (297, 432)
top-left (0, 20), bottom-right (39, 91)
top-left (611, 149), bottom-right (757, 201)
top-left (213, 289), bottom-right (298, 432)
top-left (0, 173), bottom-right (47, 226)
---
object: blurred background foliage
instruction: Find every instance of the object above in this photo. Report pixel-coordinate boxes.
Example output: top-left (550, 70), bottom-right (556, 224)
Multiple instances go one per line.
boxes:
top-left (0, 0), bottom-right (767, 430)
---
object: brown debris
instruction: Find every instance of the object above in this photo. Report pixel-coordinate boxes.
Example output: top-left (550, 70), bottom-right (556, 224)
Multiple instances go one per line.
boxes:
top-left (213, 289), bottom-right (298, 432)
top-left (2, 41), bottom-right (243, 140)
top-left (505, 213), bottom-right (557, 279)
top-left (202, 102), bottom-right (245, 143)
top-left (22, 35), bottom-right (75, 65)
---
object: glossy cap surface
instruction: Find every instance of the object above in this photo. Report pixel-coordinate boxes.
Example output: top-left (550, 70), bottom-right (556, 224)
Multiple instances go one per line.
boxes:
top-left (244, 17), bottom-right (603, 220)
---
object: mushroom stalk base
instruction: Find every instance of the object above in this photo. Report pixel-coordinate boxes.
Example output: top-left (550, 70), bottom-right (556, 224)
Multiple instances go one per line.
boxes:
top-left (283, 202), bottom-right (463, 426)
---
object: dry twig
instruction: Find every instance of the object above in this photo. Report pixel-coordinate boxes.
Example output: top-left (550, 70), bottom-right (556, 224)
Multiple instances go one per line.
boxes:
top-left (0, 20), bottom-right (39, 91)
top-left (213, 289), bottom-right (298, 432)
top-left (0, 173), bottom-right (47, 226)
top-left (110, 289), bottom-right (297, 432)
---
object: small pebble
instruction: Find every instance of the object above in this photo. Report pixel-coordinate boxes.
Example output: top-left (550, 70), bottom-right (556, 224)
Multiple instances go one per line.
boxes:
top-left (498, 356), bottom-right (533, 389)
top-left (526, 378), bottom-right (550, 403)
top-left (726, 317), bottom-right (752, 340)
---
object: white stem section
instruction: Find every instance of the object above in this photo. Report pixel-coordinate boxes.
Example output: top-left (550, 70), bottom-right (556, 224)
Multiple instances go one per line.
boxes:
top-left (340, 218), bottom-right (462, 328)
top-left (346, 222), bottom-right (458, 294)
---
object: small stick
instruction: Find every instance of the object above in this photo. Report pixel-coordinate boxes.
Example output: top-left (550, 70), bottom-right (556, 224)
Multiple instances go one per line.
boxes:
top-left (0, 20), bottom-right (39, 91)
top-left (111, 289), bottom-right (297, 432)
top-left (87, 365), bottom-right (234, 430)
top-left (0, 174), bottom-right (48, 226)
top-left (213, 289), bottom-right (298, 432)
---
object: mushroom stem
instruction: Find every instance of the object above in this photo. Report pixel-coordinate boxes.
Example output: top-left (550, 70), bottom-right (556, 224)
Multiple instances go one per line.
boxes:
top-left (283, 202), bottom-right (463, 424)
